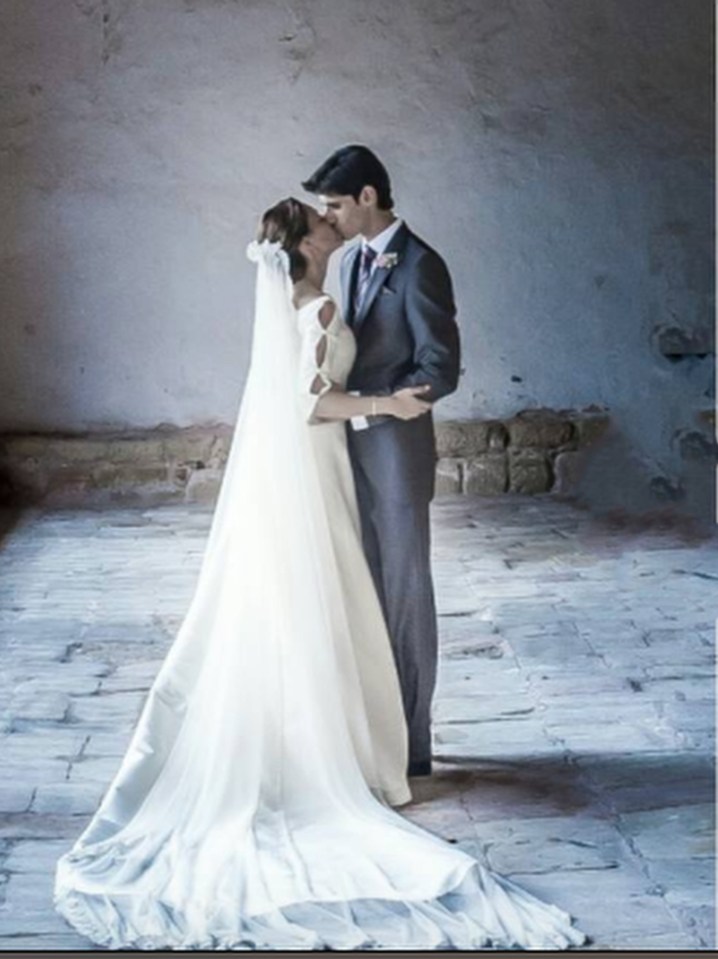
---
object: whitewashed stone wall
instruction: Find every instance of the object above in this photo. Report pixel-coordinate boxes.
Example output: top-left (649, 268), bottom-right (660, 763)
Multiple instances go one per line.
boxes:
top-left (0, 1), bottom-right (712, 518)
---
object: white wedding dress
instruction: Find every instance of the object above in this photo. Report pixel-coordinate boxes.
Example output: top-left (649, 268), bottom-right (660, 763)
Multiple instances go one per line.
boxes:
top-left (54, 241), bottom-right (586, 950)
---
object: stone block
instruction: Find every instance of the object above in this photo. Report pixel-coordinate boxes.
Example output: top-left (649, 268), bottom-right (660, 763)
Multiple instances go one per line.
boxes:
top-left (69, 691), bottom-right (145, 727)
top-left (513, 866), bottom-right (687, 942)
top-left (435, 458), bottom-right (462, 495)
top-left (435, 421), bottom-right (490, 457)
top-left (7, 690), bottom-right (70, 723)
top-left (671, 904), bottom-right (715, 948)
top-left (506, 411), bottom-right (574, 449)
top-left (611, 930), bottom-right (702, 950)
top-left (3, 761), bottom-right (69, 795)
top-left (88, 464), bottom-right (168, 490)
top-left (163, 428), bottom-right (231, 471)
top-left (0, 811), bottom-right (93, 842)
top-left (463, 454), bottom-right (507, 494)
top-left (79, 720), bottom-right (135, 750)
top-left (0, 435), bottom-right (59, 460)
top-left (31, 781), bottom-right (106, 816)
top-left (0, 428), bottom-right (233, 507)
top-left (434, 693), bottom-right (530, 724)
top-left (441, 638), bottom-right (505, 661)
top-left (485, 816), bottom-right (625, 875)
top-left (569, 412), bottom-right (611, 447)
top-left (56, 438), bottom-right (115, 464)
top-left (487, 423), bottom-right (509, 450)
top-left (644, 858), bottom-right (715, 908)
top-left (457, 768), bottom-right (590, 822)
top-left (102, 437), bottom-right (162, 464)
top-left (66, 755), bottom-right (124, 784)
top-left (12, 673), bottom-right (101, 699)
top-left (508, 450), bottom-right (552, 493)
top-left (547, 719), bottom-right (681, 753)
top-left (0, 782), bottom-right (35, 814)
top-left (4, 839), bottom-right (71, 874)
top-left (435, 591), bottom-right (481, 616)
top-left (437, 667), bottom-right (527, 699)
top-left (98, 660), bottom-right (162, 693)
top-left (0, 869), bottom-right (72, 936)
top-left (0, 933), bottom-right (93, 950)
top-left (619, 803), bottom-right (714, 861)
top-left (1, 728), bottom-right (89, 763)
top-left (401, 797), bottom-right (475, 843)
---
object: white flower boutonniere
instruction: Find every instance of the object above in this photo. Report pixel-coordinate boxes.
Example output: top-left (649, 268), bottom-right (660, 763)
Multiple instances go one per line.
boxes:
top-left (375, 251), bottom-right (399, 270)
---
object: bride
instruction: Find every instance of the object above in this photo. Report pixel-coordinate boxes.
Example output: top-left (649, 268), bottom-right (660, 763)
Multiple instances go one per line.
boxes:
top-left (54, 198), bottom-right (586, 950)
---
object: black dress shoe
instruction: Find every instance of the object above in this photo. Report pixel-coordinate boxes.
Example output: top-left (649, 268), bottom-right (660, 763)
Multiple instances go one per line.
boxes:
top-left (407, 759), bottom-right (432, 777)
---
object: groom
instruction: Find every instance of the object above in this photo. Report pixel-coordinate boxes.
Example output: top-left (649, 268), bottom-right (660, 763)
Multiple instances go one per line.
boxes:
top-left (303, 146), bottom-right (460, 777)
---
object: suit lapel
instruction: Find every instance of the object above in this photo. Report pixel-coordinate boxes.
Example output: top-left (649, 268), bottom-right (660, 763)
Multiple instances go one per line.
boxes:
top-left (341, 244), bottom-right (362, 327)
top-left (353, 222), bottom-right (410, 333)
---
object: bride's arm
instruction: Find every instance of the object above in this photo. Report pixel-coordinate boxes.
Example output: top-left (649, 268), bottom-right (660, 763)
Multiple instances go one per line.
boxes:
top-left (313, 383), bottom-right (431, 422)
top-left (300, 299), bottom-right (431, 424)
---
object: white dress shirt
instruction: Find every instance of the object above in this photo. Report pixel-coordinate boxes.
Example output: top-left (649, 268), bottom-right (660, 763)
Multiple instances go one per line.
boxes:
top-left (362, 217), bottom-right (404, 264)
top-left (349, 218), bottom-right (404, 432)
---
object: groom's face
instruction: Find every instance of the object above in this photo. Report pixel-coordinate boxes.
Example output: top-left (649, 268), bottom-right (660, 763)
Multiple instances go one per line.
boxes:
top-left (319, 193), bottom-right (370, 241)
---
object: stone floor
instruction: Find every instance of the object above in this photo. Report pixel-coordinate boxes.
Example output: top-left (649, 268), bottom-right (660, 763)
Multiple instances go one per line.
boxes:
top-left (0, 495), bottom-right (715, 951)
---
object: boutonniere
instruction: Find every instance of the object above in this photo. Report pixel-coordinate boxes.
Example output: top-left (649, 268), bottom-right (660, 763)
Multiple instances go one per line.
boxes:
top-left (375, 252), bottom-right (399, 270)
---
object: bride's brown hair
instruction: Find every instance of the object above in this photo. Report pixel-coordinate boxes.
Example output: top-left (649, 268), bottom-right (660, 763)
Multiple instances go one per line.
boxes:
top-left (257, 197), bottom-right (309, 282)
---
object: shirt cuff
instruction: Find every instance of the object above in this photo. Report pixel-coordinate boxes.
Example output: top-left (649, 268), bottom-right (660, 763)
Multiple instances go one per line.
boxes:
top-left (348, 391), bottom-right (369, 431)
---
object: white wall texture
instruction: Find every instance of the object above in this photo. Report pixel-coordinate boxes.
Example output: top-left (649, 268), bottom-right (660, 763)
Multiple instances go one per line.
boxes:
top-left (0, 0), bottom-right (713, 513)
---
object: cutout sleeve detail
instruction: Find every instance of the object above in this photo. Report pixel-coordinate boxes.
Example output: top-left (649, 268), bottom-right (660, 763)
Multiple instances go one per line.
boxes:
top-left (298, 297), bottom-right (337, 424)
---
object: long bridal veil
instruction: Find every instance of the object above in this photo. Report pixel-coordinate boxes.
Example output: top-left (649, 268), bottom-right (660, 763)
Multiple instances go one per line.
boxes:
top-left (54, 241), bottom-right (586, 950)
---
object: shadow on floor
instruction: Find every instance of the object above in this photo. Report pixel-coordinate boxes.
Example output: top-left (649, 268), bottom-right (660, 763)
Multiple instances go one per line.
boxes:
top-left (0, 506), bottom-right (26, 546)
top-left (412, 752), bottom-right (715, 816)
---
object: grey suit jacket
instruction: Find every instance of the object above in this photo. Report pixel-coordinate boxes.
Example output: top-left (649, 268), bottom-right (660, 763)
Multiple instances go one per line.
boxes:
top-left (341, 222), bottom-right (460, 502)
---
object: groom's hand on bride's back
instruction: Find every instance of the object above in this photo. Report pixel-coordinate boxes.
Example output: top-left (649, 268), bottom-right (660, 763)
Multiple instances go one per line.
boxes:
top-left (388, 385), bottom-right (433, 421)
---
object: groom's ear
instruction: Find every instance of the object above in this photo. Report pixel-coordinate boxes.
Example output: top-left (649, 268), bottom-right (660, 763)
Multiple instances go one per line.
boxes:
top-left (358, 185), bottom-right (378, 208)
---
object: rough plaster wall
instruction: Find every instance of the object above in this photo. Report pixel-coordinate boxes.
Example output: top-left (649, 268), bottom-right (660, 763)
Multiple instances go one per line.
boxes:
top-left (0, 0), bottom-right (713, 512)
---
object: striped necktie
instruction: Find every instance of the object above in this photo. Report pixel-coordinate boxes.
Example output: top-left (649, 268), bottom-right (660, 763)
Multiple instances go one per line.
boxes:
top-left (354, 244), bottom-right (377, 313)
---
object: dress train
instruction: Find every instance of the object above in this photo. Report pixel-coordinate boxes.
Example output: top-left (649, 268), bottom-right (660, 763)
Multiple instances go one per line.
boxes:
top-left (54, 245), bottom-right (586, 950)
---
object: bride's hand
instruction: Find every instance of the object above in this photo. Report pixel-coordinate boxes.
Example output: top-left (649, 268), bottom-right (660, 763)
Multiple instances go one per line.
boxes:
top-left (387, 385), bottom-right (432, 421)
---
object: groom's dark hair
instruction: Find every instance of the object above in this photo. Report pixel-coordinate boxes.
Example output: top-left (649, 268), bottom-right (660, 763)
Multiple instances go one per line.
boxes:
top-left (302, 145), bottom-right (394, 210)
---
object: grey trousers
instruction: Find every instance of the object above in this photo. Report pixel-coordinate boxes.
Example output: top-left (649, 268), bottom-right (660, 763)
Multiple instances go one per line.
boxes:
top-left (348, 425), bottom-right (438, 767)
